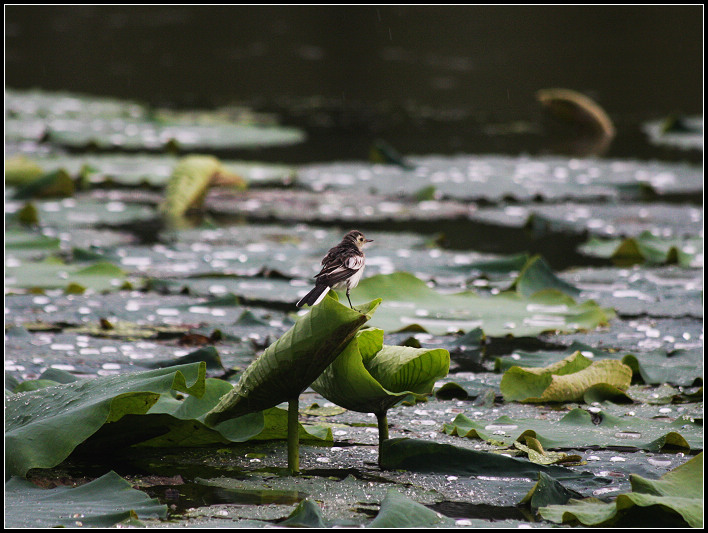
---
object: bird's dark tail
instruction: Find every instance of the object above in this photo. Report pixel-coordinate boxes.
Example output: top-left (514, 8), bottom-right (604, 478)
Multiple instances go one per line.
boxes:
top-left (296, 284), bottom-right (331, 308)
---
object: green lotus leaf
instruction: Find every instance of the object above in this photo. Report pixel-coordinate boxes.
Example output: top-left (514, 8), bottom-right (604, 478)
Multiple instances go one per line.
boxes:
top-left (205, 294), bottom-right (381, 425)
top-left (4, 155), bottom-right (45, 185)
top-left (4, 471), bottom-right (166, 528)
top-left (280, 499), bottom-right (327, 528)
top-left (500, 351), bottom-right (632, 403)
top-left (510, 255), bottom-right (581, 298)
top-left (369, 489), bottom-right (454, 528)
top-left (379, 437), bottom-right (595, 481)
top-left (5, 229), bottom-right (60, 251)
top-left (539, 453), bottom-right (703, 528)
top-left (130, 379), bottom-right (331, 447)
top-left (311, 328), bottom-right (450, 416)
top-left (5, 362), bottom-right (206, 477)
top-left (579, 231), bottom-right (702, 267)
top-left (159, 155), bottom-right (246, 223)
top-left (13, 169), bottom-right (76, 199)
top-left (443, 409), bottom-right (702, 452)
top-left (5, 257), bottom-right (131, 293)
top-left (520, 471), bottom-right (581, 511)
top-left (350, 270), bottom-right (614, 336)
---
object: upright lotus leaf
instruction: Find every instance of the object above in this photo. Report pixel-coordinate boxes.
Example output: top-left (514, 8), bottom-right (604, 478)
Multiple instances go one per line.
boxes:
top-left (500, 351), bottom-right (632, 403)
top-left (536, 88), bottom-right (615, 139)
top-left (5, 362), bottom-right (206, 477)
top-left (159, 155), bottom-right (246, 224)
top-left (311, 328), bottom-right (449, 417)
top-left (539, 453), bottom-right (703, 528)
top-left (205, 294), bottom-right (381, 424)
top-left (205, 293), bottom-right (379, 474)
top-left (536, 88), bottom-right (615, 155)
top-left (311, 328), bottom-right (448, 462)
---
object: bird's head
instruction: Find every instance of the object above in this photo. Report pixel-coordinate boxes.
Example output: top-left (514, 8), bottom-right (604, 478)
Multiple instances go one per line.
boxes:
top-left (346, 230), bottom-right (374, 250)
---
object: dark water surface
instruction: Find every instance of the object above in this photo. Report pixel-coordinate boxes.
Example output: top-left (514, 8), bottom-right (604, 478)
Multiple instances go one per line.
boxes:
top-left (5, 5), bottom-right (703, 162)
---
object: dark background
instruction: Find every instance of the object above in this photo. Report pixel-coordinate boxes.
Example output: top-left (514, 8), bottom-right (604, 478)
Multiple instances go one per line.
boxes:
top-left (5, 5), bottom-right (704, 161)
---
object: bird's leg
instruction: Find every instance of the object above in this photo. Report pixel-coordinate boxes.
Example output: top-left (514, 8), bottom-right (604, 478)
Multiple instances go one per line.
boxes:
top-left (346, 288), bottom-right (353, 309)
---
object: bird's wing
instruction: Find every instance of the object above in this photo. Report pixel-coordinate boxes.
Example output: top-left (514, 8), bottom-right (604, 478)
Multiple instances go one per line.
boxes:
top-left (315, 253), bottom-right (364, 285)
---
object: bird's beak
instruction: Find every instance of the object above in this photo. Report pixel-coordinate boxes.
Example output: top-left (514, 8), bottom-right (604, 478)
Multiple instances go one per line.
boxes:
top-left (366, 239), bottom-right (374, 243)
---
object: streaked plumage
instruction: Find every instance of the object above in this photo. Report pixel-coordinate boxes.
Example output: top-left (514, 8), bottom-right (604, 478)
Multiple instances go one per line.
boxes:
top-left (296, 230), bottom-right (373, 308)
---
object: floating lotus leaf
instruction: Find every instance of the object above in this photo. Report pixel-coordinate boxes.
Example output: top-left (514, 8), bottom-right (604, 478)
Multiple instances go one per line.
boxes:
top-left (297, 155), bottom-right (701, 202)
top-left (642, 116), bottom-right (703, 152)
top-left (205, 294), bottom-right (381, 425)
top-left (13, 169), bottom-right (75, 199)
top-left (349, 270), bottom-right (613, 336)
top-left (311, 328), bottom-right (450, 415)
top-left (4, 471), bottom-right (166, 528)
top-left (500, 351), bottom-right (632, 403)
top-left (5, 257), bottom-right (131, 293)
top-left (520, 471), bottom-right (581, 511)
top-left (509, 255), bottom-right (581, 298)
top-left (369, 489), bottom-right (454, 528)
top-left (442, 409), bottom-right (702, 452)
top-left (5, 362), bottom-right (206, 477)
top-left (539, 453), bottom-right (703, 528)
top-left (5, 89), bottom-right (305, 151)
top-left (280, 499), bottom-right (327, 528)
top-left (579, 231), bottom-right (702, 267)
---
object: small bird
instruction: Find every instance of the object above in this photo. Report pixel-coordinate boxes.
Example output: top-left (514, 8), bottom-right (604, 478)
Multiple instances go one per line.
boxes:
top-left (296, 230), bottom-right (373, 309)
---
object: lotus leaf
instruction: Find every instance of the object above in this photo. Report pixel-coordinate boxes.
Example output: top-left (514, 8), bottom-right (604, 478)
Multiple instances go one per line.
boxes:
top-left (205, 294), bottom-right (381, 425)
top-left (539, 453), bottom-right (703, 527)
top-left (349, 271), bottom-right (613, 336)
top-left (500, 351), bottom-right (632, 403)
top-left (4, 470), bottom-right (166, 528)
top-left (159, 155), bottom-right (246, 223)
top-left (5, 257), bottom-right (131, 293)
top-left (579, 231), bottom-right (702, 267)
top-left (442, 408), bottom-right (702, 452)
top-left (368, 489), bottom-right (454, 528)
top-left (5, 362), bottom-right (206, 477)
top-left (311, 328), bottom-right (450, 416)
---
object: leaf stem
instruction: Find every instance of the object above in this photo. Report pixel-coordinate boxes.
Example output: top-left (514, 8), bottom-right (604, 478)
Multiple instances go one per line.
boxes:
top-left (376, 411), bottom-right (389, 466)
top-left (287, 397), bottom-right (300, 475)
